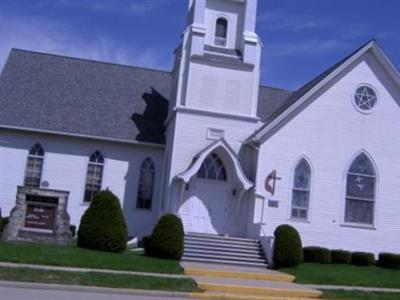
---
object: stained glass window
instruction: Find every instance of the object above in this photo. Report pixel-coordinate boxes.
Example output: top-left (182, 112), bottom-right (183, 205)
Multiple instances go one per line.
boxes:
top-left (197, 153), bottom-right (227, 181)
top-left (24, 143), bottom-right (44, 188)
top-left (345, 153), bottom-right (376, 225)
top-left (84, 151), bottom-right (104, 203)
top-left (354, 86), bottom-right (377, 111)
top-left (136, 157), bottom-right (155, 209)
top-left (291, 158), bottom-right (311, 220)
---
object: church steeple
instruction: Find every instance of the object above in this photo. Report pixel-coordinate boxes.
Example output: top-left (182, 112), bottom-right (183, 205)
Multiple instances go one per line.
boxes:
top-left (171, 0), bottom-right (262, 118)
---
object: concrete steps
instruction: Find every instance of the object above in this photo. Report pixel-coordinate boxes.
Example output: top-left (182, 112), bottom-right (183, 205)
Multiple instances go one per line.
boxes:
top-left (183, 233), bottom-right (268, 268)
top-left (182, 262), bottom-right (322, 300)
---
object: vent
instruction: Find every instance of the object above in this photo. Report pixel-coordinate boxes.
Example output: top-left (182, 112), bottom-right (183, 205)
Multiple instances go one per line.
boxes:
top-left (207, 128), bottom-right (225, 140)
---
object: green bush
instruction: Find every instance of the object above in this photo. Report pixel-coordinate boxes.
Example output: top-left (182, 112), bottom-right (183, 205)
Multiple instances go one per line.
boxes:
top-left (273, 224), bottom-right (303, 268)
top-left (331, 249), bottom-right (352, 264)
top-left (69, 225), bottom-right (77, 238)
top-left (78, 190), bottom-right (127, 253)
top-left (0, 217), bottom-right (9, 234)
top-left (303, 247), bottom-right (331, 264)
top-left (378, 253), bottom-right (400, 269)
top-left (144, 214), bottom-right (184, 260)
top-left (351, 251), bottom-right (375, 266)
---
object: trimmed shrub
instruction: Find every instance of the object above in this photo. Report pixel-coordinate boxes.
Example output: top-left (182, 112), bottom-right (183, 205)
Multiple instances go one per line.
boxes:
top-left (69, 225), bottom-right (77, 238)
top-left (331, 249), bottom-right (352, 264)
top-left (0, 217), bottom-right (9, 234)
top-left (78, 190), bottom-right (127, 253)
top-left (351, 251), bottom-right (375, 266)
top-left (378, 253), bottom-right (400, 269)
top-left (303, 247), bottom-right (331, 264)
top-left (144, 214), bottom-right (184, 260)
top-left (273, 224), bottom-right (303, 268)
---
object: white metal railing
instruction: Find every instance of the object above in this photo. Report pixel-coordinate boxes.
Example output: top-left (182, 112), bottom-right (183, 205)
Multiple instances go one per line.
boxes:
top-left (214, 37), bottom-right (227, 47)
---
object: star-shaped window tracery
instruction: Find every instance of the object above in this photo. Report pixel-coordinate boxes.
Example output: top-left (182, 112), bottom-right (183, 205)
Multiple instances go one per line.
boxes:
top-left (354, 86), bottom-right (377, 111)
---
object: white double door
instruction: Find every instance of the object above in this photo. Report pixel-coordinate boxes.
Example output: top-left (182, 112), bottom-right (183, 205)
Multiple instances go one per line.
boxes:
top-left (180, 179), bottom-right (231, 235)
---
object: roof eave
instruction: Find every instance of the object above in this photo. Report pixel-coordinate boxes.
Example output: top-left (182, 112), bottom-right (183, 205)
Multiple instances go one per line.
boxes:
top-left (249, 40), bottom-right (400, 143)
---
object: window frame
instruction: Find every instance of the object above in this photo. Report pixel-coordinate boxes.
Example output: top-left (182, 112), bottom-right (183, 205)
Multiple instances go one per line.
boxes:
top-left (342, 151), bottom-right (377, 229)
top-left (352, 83), bottom-right (379, 114)
top-left (83, 150), bottom-right (104, 204)
top-left (214, 16), bottom-right (229, 47)
top-left (24, 143), bottom-right (45, 188)
top-left (136, 157), bottom-right (156, 210)
top-left (197, 153), bottom-right (227, 182)
top-left (290, 157), bottom-right (312, 222)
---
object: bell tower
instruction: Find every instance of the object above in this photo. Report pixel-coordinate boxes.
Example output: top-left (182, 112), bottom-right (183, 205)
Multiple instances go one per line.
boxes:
top-left (162, 0), bottom-right (262, 213)
top-left (170, 0), bottom-right (262, 117)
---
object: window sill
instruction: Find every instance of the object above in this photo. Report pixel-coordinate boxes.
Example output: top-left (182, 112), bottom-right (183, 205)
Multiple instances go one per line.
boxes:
top-left (288, 218), bottom-right (310, 223)
top-left (340, 223), bottom-right (376, 230)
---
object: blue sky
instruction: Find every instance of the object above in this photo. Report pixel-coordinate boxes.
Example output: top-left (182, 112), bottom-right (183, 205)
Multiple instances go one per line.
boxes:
top-left (0, 0), bottom-right (399, 90)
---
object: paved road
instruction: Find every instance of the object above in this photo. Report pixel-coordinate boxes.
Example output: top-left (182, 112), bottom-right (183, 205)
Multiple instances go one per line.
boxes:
top-left (0, 286), bottom-right (191, 300)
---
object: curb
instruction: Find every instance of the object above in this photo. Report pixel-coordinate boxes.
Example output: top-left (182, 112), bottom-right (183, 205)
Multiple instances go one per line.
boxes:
top-left (0, 280), bottom-right (191, 298)
top-left (197, 282), bottom-right (322, 299)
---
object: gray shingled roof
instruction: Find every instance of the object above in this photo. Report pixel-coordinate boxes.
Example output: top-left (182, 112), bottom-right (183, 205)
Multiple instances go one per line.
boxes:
top-left (0, 49), bottom-right (292, 144)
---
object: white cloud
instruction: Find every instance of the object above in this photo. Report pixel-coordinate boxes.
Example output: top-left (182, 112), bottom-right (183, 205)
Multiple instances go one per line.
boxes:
top-left (266, 39), bottom-right (351, 58)
top-left (46, 0), bottom-right (175, 16)
top-left (257, 9), bottom-right (328, 32)
top-left (0, 12), bottom-right (171, 72)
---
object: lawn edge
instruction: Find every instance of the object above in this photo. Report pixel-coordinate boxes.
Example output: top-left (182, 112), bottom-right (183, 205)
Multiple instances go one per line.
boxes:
top-left (0, 261), bottom-right (189, 279)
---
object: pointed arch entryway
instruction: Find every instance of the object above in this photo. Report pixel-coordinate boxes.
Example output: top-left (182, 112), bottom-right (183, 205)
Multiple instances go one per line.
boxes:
top-left (174, 139), bottom-right (253, 237)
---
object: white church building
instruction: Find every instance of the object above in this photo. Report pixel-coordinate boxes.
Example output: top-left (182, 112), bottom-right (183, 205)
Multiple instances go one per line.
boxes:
top-left (1, 0), bottom-right (400, 262)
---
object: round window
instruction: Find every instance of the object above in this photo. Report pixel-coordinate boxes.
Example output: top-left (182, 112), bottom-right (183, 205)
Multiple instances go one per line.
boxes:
top-left (353, 85), bottom-right (377, 112)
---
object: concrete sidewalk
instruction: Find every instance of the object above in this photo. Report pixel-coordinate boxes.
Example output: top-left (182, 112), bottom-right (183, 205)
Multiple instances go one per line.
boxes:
top-left (0, 261), bottom-right (189, 279)
top-left (304, 284), bottom-right (400, 293)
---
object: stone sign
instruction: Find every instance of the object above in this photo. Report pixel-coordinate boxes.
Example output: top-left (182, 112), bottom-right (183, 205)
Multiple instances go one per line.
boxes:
top-left (3, 186), bottom-right (71, 246)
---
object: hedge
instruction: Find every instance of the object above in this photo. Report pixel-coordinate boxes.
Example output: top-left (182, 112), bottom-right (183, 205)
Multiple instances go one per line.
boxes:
top-left (69, 225), bottom-right (77, 238)
top-left (0, 217), bottom-right (9, 234)
top-left (378, 253), bottom-right (400, 269)
top-left (331, 249), bottom-right (352, 264)
top-left (144, 214), bottom-right (184, 260)
top-left (78, 190), bottom-right (127, 253)
top-left (351, 251), bottom-right (375, 266)
top-left (303, 247), bottom-right (331, 264)
top-left (273, 224), bottom-right (303, 268)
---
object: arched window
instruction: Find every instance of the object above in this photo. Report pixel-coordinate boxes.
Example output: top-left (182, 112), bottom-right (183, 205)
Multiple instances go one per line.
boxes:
top-left (197, 153), bottom-right (227, 181)
top-left (24, 143), bottom-right (45, 187)
top-left (291, 158), bottom-right (311, 220)
top-left (214, 17), bottom-right (228, 47)
top-left (84, 151), bottom-right (104, 203)
top-left (136, 157), bottom-right (155, 210)
top-left (345, 152), bottom-right (376, 225)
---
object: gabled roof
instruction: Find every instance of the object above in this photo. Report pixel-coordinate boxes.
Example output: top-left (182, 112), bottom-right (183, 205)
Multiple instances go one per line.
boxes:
top-left (0, 49), bottom-right (171, 145)
top-left (176, 138), bottom-right (253, 190)
top-left (0, 49), bottom-right (291, 145)
top-left (247, 40), bottom-right (400, 144)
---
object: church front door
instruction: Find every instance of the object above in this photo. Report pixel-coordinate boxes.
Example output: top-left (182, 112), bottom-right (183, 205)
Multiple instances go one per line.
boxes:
top-left (179, 178), bottom-right (231, 235)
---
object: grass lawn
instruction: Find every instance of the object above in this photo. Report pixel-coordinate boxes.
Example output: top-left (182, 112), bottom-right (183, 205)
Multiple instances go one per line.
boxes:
top-left (322, 290), bottom-right (400, 300)
top-left (281, 263), bottom-right (400, 289)
top-left (0, 242), bottom-right (183, 274)
top-left (0, 267), bottom-right (198, 292)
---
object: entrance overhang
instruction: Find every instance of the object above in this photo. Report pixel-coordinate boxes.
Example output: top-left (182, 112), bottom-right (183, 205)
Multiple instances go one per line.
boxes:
top-left (176, 138), bottom-right (253, 190)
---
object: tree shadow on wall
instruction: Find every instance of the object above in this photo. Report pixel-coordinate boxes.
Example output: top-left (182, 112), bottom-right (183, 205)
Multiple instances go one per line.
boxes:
top-left (131, 88), bottom-right (169, 144)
